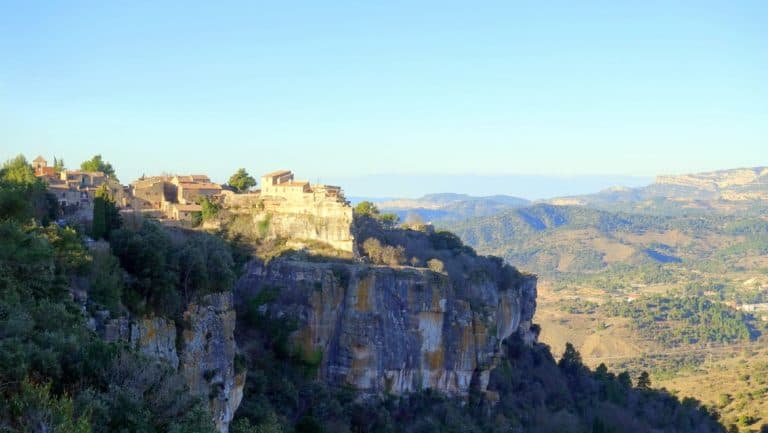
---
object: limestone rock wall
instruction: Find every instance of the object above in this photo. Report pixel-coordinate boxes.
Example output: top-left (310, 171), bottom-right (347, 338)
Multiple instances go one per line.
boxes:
top-left (181, 293), bottom-right (245, 433)
top-left (223, 194), bottom-right (355, 252)
top-left (99, 292), bottom-right (243, 433)
top-left (236, 259), bottom-right (537, 397)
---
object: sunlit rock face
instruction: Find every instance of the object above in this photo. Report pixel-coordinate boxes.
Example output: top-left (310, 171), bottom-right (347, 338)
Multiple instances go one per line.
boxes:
top-left (237, 259), bottom-right (537, 396)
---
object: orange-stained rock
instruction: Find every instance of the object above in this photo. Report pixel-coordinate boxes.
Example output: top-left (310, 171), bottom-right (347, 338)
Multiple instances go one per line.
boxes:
top-left (237, 259), bottom-right (537, 397)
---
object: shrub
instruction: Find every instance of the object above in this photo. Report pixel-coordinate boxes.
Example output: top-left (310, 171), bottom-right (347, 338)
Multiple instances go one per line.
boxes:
top-left (426, 258), bottom-right (445, 273)
top-left (4, 379), bottom-right (92, 433)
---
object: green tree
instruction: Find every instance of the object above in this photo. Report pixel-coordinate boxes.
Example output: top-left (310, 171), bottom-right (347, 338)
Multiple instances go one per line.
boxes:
top-left (200, 196), bottom-right (221, 221)
top-left (354, 201), bottom-right (379, 216)
top-left (2, 155), bottom-right (37, 184)
top-left (88, 241), bottom-right (124, 312)
top-left (378, 212), bottom-right (400, 229)
top-left (636, 371), bottom-right (651, 390)
top-left (558, 342), bottom-right (583, 374)
top-left (3, 379), bottom-right (92, 433)
top-left (228, 168), bottom-right (257, 193)
top-left (617, 371), bottom-right (632, 388)
top-left (80, 155), bottom-right (117, 180)
top-left (1, 155), bottom-right (58, 224)
top-left (594, 363), bottom-right (609, 380)
top-left (91, 185), bottom-right (121, 240)
top-left (109, 221), bottom-right (179, 316)
top-left (53, 156), bottom-right (66, 174)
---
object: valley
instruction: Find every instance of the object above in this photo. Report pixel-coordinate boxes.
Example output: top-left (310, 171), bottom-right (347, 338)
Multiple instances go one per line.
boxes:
top-left (414, 168), bottom-right (768, 428)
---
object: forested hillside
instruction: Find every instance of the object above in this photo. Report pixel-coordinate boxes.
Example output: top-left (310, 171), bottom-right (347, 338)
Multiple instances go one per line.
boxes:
top-left (0, 156), bottom-right (239, 432)
top-left (444, 203), bottom-right (768, 427)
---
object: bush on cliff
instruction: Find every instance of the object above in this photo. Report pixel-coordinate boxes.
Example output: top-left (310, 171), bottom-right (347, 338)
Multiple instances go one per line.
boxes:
top-left (109, 220), bottom-right (236, 317)
top-left (354, 213), bottom-right (524, 292)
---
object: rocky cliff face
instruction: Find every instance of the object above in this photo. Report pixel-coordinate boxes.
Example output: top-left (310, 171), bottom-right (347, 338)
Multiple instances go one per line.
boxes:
top-left (99, 293), bottom-right (244, 433)
top-left (180, 293), bottom-right (246, 433)
top-left (236, 259), bottom-right (537, 397)
top-left (222, 194), bottom-right (355, 253)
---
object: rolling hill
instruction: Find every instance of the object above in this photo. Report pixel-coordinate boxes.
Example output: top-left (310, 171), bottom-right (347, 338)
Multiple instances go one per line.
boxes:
top-left (378, 193), bottom-right (530, 222)
top-left (440, 201), bottom-right (768, 427)
top-left (440, 203), bottom-right (768, 276)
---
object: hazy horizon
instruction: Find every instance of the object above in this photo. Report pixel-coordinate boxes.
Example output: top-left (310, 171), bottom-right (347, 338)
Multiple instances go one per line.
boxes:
top-left (329, 173), bottom-right (654, 200)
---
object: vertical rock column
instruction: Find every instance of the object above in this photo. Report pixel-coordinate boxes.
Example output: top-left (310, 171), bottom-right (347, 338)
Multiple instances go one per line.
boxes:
top-left (180, 292), bottom-right (246, 433)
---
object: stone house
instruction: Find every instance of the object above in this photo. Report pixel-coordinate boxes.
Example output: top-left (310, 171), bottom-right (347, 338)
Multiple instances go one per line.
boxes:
top-left (171, 175), bottom-right (223, 205)
top-left (61, 170), bottom-right (108, 190)
top-left (47, 182), bottom-right (86, 207)
top-left (223, 170), bottom-right (354, 252)
top-left (130, 176), bottom-right (175, 210)
top-left (169, 203), bottom-right (203, 222)
top-left (126, 174), bottom-right (222, 222)
top-left (259, 170), bottom-right (311, 197)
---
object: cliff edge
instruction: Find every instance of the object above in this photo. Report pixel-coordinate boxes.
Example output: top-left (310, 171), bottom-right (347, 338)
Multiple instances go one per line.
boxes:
top-left (236, 257), bottom-right (537, 397)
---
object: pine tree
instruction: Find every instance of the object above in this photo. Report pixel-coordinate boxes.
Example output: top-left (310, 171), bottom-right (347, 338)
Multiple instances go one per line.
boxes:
top-left (636, 371), bottom-right (651, 390)
top-left (92, 185), bottom-right (121, 240)
top-left (558, 342), bottom-right (583, 374)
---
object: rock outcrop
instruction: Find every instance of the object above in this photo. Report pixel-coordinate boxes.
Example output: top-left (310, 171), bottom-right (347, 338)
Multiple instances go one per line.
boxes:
top-left (221, 172), bottom-right (355, 252)
top-left (181, 293), bottom-right (246, 433)
top-left (99, 293), bottom-right (244, 433)
top-left (236, 258), bottom-right (537, 397)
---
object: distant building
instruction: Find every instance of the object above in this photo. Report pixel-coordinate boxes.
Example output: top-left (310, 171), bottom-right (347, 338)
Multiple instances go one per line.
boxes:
top-left (33, 155), bottom-right (56, 177)
top-left (33, 156), bottom-right (125, 209)
top-left (169, 203), bottom-right (203, 222)
top-left (130, 176), bottom-right (174, 210)
top-left (259, 170), bottom-right (343, 200)
top-left (126, 174), bottom-right (222, 222)
top-left (172, 175), bottom-right (222, 204)
top-left (259, 170), bottom-right (311, 197)
top-left (60, 170), bottom-right (107, 188)
top-left (223, 170), bottom-right (353, 252)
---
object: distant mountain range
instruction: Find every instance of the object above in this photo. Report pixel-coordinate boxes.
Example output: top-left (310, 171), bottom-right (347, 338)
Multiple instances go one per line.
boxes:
top-left (547, 166), bottom-right (768, 215)
top-left (331, 173), bottom-right (651, 200)
top-left (370, 167), bottom-right (768, 221)
top-left (376, 193), bottom-right (530, 222)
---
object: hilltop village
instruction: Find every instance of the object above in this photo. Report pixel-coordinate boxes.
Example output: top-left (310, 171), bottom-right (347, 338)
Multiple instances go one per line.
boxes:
top-left (33, 156), bottom-right (355, 252)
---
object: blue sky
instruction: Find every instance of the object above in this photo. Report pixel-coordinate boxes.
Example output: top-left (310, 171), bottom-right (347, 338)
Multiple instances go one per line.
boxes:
top-left (1, 1), bottom-right (766, 197)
